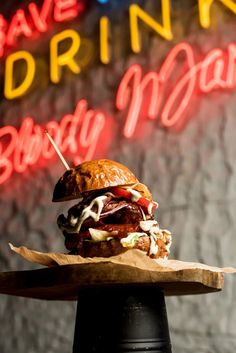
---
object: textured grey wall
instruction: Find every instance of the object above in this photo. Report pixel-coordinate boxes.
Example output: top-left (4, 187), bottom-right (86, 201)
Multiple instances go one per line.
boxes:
top-left (0, 1), bottom-right (236, 352)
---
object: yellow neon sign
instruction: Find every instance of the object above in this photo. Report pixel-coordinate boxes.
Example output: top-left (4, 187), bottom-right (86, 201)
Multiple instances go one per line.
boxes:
top-left (50, 29), bottom-right (81, 84)
top-left (100, 16), bottom-right (110, 64)
top-left (130, 1), bottom-right (173, 54)
top-left (4, 50), bottom-right (36, 100)
top-left (199, 0), bottom-right (236, 28)
top-left (3, 1), bottom-right (236, 101)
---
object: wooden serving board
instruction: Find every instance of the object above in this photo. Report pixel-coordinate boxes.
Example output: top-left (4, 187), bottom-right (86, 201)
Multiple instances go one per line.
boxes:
top-left (0, 262), bottom-right (224, 300)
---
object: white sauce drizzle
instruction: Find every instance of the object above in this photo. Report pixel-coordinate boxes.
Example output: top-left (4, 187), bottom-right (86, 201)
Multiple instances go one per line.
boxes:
top-left (149, 235), bottom-right (159, 256)
top-left (165, 241), bottom-right (172, 253)
top-left (125, 186), bottom-right (158, 216)
top-left (150, 226), bottom-right (161, 237)
top-left (139, 220), bottom-right (158, 232)
top-left (69, 215), bottom-right (78, 226)
top-left (74, 195), bottom-right (108, 232)
top-left (147, 202), bottom-right (153, 215)
top-left (60, 189), bottom-right (171, 257)
top-left (126, 188), bottom-right (142, 202)
top-left (89, 228), bottom-right (118, 242)
top-left (139, 207), bottom-right (146, 221)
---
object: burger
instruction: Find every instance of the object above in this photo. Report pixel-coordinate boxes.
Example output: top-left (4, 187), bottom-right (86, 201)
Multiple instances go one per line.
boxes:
top-left (53, 159), bottom-right (172, 258)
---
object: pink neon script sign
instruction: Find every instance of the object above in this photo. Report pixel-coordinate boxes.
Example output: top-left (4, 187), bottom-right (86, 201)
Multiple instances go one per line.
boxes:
top-left (117, 42), bottom-right (236, 137)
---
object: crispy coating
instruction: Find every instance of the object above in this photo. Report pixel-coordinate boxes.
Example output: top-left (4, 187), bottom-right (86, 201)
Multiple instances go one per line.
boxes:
top-left (70, 235), bottom-right (170, 259)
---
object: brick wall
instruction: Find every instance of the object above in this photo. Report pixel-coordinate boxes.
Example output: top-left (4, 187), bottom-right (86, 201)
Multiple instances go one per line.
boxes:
top-left (0, 1), bottom-right (236, 352)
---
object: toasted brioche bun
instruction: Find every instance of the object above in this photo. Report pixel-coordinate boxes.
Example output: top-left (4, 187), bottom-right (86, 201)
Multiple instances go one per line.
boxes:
top-left (53, 159), bottom-right (139, 202)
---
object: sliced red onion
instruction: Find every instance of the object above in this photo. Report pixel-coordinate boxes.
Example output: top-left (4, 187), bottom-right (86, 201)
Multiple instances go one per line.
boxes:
top-left (99, 202), bottom-right (129, 218)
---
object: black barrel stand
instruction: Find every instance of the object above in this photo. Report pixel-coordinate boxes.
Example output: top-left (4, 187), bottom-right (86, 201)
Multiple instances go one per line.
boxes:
top-left (73, 285), bottom-right (172, 353)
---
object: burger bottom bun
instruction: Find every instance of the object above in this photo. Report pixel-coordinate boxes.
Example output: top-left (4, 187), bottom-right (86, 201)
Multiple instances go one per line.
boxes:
top-left (70, 236), bottom-right (169, 259)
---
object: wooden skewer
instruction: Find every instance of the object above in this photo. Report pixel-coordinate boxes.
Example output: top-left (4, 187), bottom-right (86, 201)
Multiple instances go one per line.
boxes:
top-left (45, 130), bottom-right (70, 170)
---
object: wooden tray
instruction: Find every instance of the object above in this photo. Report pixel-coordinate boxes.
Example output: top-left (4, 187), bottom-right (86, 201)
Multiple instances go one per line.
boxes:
top-left (0, 262), bottom-right (224, 300)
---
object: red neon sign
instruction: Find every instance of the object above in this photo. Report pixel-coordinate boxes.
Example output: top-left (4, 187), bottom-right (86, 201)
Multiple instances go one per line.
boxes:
top-left (117, 41), bottom-right (236, 136)
top-left (0, 100), bottom-right (107, 185)
top-left (0, 0), bottom-right (86, 57)
top-left (1, 41), bottom-right (236, 185)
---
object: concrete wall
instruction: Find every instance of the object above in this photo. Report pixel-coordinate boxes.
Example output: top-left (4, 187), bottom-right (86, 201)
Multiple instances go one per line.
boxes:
top-left (0, 1), bottom-right (236, 352)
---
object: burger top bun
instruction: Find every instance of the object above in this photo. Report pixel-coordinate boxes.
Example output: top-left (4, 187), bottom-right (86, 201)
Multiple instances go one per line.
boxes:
top-left (52, 159), bottom-right (139, 202)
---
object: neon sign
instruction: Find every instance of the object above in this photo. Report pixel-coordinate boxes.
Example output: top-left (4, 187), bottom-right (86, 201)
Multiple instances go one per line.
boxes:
top-left (117, 41), bottom-right (236, 135)
top-left (2, 0), bottom-right (236, 100)
top-left (0, 0), bottom-right (86, 57)
top-left (0, 99), bottom-right (107, 185)
top-left (1, 41), bottom-right (236, 185)
top-left (0, 0), bottom-right (235, 60)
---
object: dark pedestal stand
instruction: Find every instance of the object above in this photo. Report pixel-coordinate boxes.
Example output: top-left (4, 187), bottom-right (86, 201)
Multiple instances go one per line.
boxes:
top-left (0, 259), bottom-right (224, 352)
top-left (73, 285), bottom-right (172, 353)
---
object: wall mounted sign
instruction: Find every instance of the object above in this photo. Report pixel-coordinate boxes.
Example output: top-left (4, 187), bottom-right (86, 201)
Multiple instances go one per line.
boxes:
top-left (1, 0), bottom-right (236, 185)
top-left (1, 41), bottom-right (236, 185)
top-left (0, 0), bottom-right (86, 57)
top-left (1, 0), bottom-right (235, 58)
top-left (2, 0), bottom-right (236, 100)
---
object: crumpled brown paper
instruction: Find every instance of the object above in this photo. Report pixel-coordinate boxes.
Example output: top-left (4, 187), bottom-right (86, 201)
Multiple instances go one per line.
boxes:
top-left (4, 244), bottom-right (236, 298)
top-left (9, 243), bottom-right (236, 274)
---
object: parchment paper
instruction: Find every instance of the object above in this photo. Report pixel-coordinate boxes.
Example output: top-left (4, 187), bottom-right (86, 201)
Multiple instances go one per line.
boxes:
top-left (9, 243), bottom-right (236, 274)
